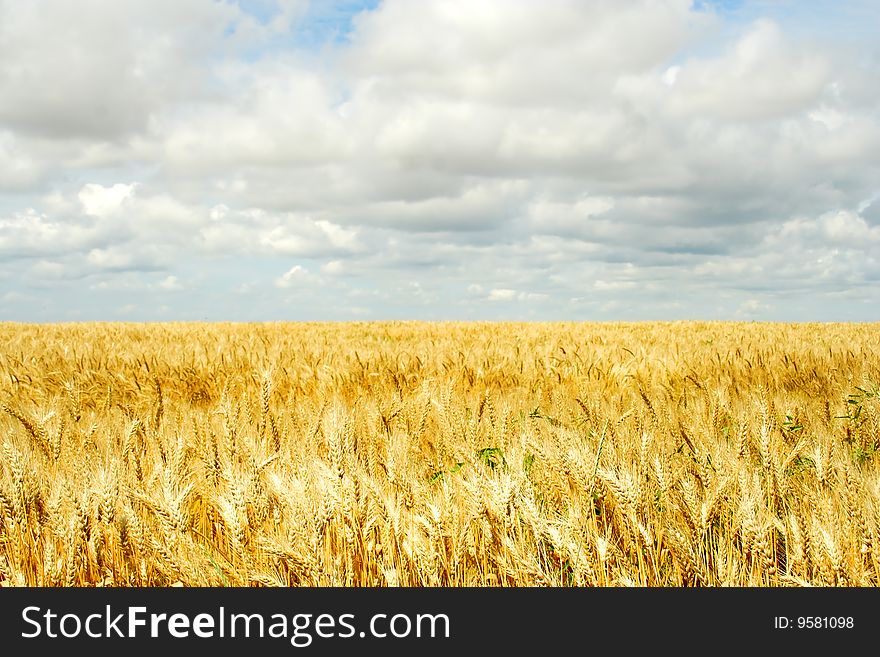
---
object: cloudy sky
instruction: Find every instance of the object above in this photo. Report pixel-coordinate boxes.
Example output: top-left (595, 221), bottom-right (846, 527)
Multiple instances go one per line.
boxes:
top-left (1, 0), bottom-right (878, 321)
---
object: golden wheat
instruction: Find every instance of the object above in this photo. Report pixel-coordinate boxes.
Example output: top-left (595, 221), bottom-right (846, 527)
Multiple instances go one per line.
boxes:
top-left (0, 321), bottom-right (878, 586)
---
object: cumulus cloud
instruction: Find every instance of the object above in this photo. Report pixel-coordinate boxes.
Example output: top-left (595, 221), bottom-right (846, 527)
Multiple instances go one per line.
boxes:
top-left (79, 183), bottom-right (137, 218)
top-left (487, 288), bottom-right (517, 301)
top-left (0, 0), bottom-right (270, 140)
top-left (668, 19), bottom-right (831, 121)
top-left (737, 299), bottom-right (771, 318)
top-left (0, 0), bottom-right (878, 320)
top-left (275, 264), bottom-right (322, 288)
top-left (202, 208), bottom-right (364, 257)
top-left (487, 288), bottom-right (548, 302)
top-left (321, 260), bottom-right (345, 275)
top-left (158, 275), bottom-right (183, 290)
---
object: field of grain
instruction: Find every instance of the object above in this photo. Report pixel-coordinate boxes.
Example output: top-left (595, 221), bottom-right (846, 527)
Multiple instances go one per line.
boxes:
top-left (0, 321), bottom-right (878, 587)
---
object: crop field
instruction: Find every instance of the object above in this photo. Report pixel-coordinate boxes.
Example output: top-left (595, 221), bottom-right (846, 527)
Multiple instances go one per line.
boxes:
top-left (0, 321), bottom-right (878, 587)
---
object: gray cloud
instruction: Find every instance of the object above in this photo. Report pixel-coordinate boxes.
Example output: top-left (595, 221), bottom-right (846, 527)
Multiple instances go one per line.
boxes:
top-left (0, 1), bottom-right (247, 140)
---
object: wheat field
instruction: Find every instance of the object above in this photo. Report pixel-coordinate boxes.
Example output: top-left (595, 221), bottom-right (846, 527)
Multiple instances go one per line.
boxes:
top-left (0, 321), bottom-right (878, 587)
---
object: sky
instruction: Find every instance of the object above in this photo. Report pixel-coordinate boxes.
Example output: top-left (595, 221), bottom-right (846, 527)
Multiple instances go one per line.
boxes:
top-left (0, 0), bottom-right (878, 322)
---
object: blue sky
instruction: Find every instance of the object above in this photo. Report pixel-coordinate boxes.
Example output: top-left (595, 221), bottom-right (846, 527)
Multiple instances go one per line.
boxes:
top-left (233, 0), bottom-right (380, 53)
top-left (0, 0), bottom-right (878, 321)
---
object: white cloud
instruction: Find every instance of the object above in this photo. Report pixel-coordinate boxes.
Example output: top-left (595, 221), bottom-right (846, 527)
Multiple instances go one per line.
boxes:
top-left (158, 68), bottom-right (351, 174)
top-left (275, 265), bottom-right (324, 289)
top-left (487, 288), bottom-right (517, 301)
top-left (344, 0), bottom-right (701, 106)
top-left (808, 106), bottom-right (850, 131)
top-left (0, 132), bottom-right (43, 191)
top-left (0, 1), bottom-right (878, 320)
top-left (669, 19), bottom-right (832, 121)
top-left (321, 260), bottom-right (344, 275)
top-left (818, 210), bottom-right (877, 246)
top-left (662, 65), bottom-right (680, 86)
top-left (86, 247), bottom-right (138, 271)
top-left (0, 0), bottom-right (256, 140)
top-left (79, 183), bottom-right (137, 218)
top-left (594, 280), bottom-right (637, 291)
top-left (276, 265), bottom-right (307, 288)
top-left (487, 288), bottom-right (547, 302)
top-left (158, 275), bottom-right (182, 290)
top-left (737, 299), bottom-right (770, 318)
